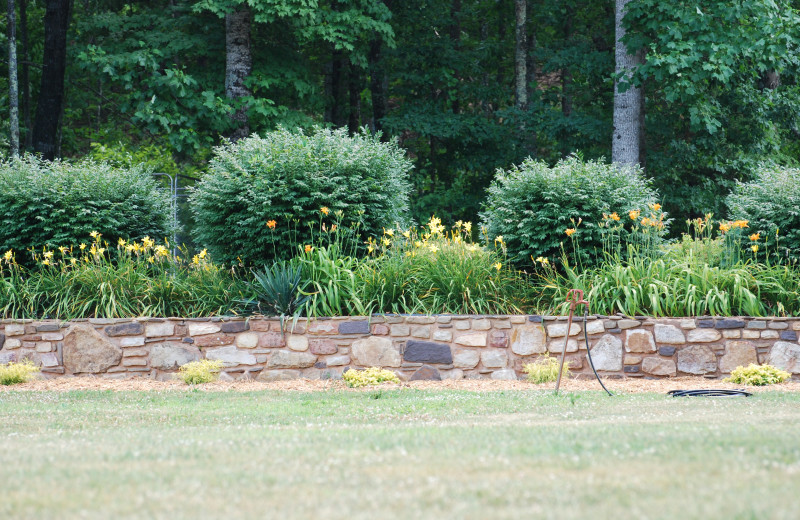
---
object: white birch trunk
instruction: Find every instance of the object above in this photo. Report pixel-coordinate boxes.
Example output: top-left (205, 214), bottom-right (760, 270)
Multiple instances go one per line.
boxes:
top-left (225, 6), bottom-right (252, 141)
top-left (612, 0), bottom-right (643, 166)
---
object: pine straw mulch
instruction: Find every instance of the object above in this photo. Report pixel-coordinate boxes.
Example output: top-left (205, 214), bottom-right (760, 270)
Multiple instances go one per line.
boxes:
top-left (2, 376), bottom-right (799, 394)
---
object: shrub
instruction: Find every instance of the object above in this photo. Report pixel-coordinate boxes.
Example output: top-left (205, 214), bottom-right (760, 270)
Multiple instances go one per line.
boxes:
top-left (481, 155), bottom-right (660, 268)
top-left (0, 359), bottom-right (40, 385)
top-left (190, 127), bottom-right (413, 266)
top-left (724, 363), bottom-right (790, 386)
top-left (177, 359), bottom-right (225, 385)
top-left (523, 354), bottom-right (567, 384)
top-left (0, 155), bottom-right (173, 258)
top-left (343, 367), bottom-right (401, 388)
top-left (727, 166), bottom-right (800, 261)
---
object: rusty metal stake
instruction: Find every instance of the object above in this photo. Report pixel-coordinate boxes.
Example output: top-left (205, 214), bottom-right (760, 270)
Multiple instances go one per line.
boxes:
top-left (555, 289), bottom-right (589, 395)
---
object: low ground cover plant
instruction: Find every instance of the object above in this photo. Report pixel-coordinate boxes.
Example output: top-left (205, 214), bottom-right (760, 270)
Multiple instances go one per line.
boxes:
top-left (0, 359), bottom-right (40, 385)
top-left (176, 359), bottom-right (225, 385)
top-left (522, 354), bottom-right (567, 384)
top-left (724, 364), bottom-right (791, 386)
top-left (342, 367), bottom-right (401, 388)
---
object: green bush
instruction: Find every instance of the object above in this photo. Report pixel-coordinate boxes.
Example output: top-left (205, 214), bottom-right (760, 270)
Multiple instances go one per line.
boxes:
top-left (176, 359), bottom-right (225, 385)
top-left (0, 155), bottom-right (173, 257)
top-left (727, 166), bottom-right (800, 260)
top-left (190, 127), bottom-right (413, 266)
top-left (0, 359), bottom-right (40, 385)
top-left (523, 353), bottom-right (567, 384)
top-left (343, 367), bottom-right (401, 388)
top-left (481, 155), bottom-right (660, 268)
top-left (724, 363), bottom-right (790, 386)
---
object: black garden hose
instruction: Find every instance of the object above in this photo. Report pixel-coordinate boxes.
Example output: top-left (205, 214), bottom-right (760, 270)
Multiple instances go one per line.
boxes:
top-left (668, 389), bottom-right (752, 398)
top-left (583, 308), bottom-right (614, 397)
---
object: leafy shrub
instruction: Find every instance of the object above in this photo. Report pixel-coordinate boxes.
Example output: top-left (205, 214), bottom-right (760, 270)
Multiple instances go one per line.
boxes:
top-left (481, 155), bottom-right (660, 268)
top-left (190, 127), bottom-right (413, 266)
top-left (343, 367), bottom-right (401, 388)
top-left (727, 166), bottom-right (800, 260)
top-left (523, 354), bottom-right (567, 384)
top-left (0, 359), bottom-right (40, 385)
top-left (724, 363), bottom-right (790, 386)
top-left (296, 243), bottom-right (370, 318)
top-left (0, 155), bottom-right (173, 258)
top-left (177, 359), bottom-right (225, 385)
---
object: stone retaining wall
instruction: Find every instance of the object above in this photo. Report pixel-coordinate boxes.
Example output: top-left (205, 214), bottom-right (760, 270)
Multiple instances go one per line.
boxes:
top-left (1, 315), bottom-right (799, 381)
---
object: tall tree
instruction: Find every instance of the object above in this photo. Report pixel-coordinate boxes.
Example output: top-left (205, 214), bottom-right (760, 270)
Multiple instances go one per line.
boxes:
top-left (32, 0), bottom-right (72, 159)
top-left (225, 4), bottom-right (252, 140)
top-left (7, 0), bottom-right (19, 156)
top-left (18, 0), bottom-right (31, 149)
top-left (611, 0), bottom-right (642, 166)
top-left (513, 0), bottom-right (526, 110)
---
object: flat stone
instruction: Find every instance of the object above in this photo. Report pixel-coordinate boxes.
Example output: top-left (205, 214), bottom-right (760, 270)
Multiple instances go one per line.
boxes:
top-left (404, 341), bottom-right (452, 364)
top-left (286, 335), bottom-right (309, 352)
top-left (249, 320), bottom-right (272, 332)
top-left (481, 349), bottom-right (508, 368)
top-left (626, 330), bottom-right (656, 353)
top-left (372, 324), bottom-right (389, 335)
top-left (722, 330), bottom-right (741, 339)
top-left (0, 351), bottom-right (16, 363)
top-left (437, 316), bottom-right (453, 324)
top-left (307, 321), bottom-right (338, 334)
top-left (452, 348), bottom-right (480, 369)
top-left (4, 338), bottom-right (21, 349)
top-left (409, 365), bottom-right (441, 381)
top-left (747, 320), bottom-right (767, 330)
top-left (493, 320), bottom-right (511, 329)
top-left (780, 330), bottom-right (798, 341)
top-left (105, 322), bottom-right (144, 337)
top-left (768, 321), bottom-right (789, 330)
top-left (406, 316), bottom-right (436, 324)
top-left (548, 339), bottom-right (578, 353)
top-left (432, 329), bottom-right (452, 342)
top-left (339, 321), bottom-right (370, 334)
top-left (618, 319), bottom-right (641, 329)
top-left (146, 322), bottom-right (175, 337)
top-left (235, 332), bottom-right (259, 349)
top-left (351, 337), bottom-right (401, 367)
top-left (455, 333), bottom-right (487, 347)
top-left (258, 333), bottom-right (285, 348)
top-left (310, 340), bottom-right (337, 355)
top-left (325, 355), bottom-right (350, 366)
top-left (220, 321), bottom-right (249, 333)
top-left (588, 334), bottom-right (623, 371)
top-left (63, 324), bottom-right (122, 373)
top-left (34, 342), bottom-right (51, 353)
top-left (742, 330), bottom-right (760, 339)
top-left (719, 341), bottom-right (758, 373)
top-left (188, 323), bottom-right (221, 336)
top-left (36, 323), bottom-right (61, 332)
top-left (793, 321), bottom-right (800, 331)
top-left (658, 346), bottom-right (676, 357)
top-left (41, 333), bottom-right (63, 341)
top-left (642, 357), bottom-right (677, 376)
top-left (679, 319), bottom-right (696, 330)
top-left (546, 323), bottom-right (580, 338)
top-left (257, 369), bottom-right (301, 382)
top-left (761, 330), bottom-right (779, 339)
top-left (623, 365), bottom-right (639, 373)
top-left (193, 334), bottom-right (234, 348)
top-left (150, 343), bottom-right (201, 370)
top-left (122, 357), bottom-right (147, 367)
top-left (267, 350), bottom-right (317, 369)
top-left (123, 348), bottom-right (148, 357)
top-left (119, 337), bottom-right (145, 347)
top-left (768, 342), bottom-right (800, 374)
top-left (205, 346), bottom-right (258, 367)
top-left (39, 352), bottom-right (59, 368)
top-left (472, 319), bottom-right (491, 331)
top-left (715, 319), bottom-right (745, 329)
top-left (411, 326), bottom-right (431, 339)
top-left (390, 324), bottom-right (410, 336)
top-left (491, 368), bottom-right (518, 381)
top-left (624, 355), bottom-right (642, 365)
top-left (488, 330), bottom-right (508, 348)
top-left (677, 345), bottom-right (717, 375)
top-left (585, 320), bottom-right (605, 335)
top-left (654, 324), bottom-right (685, 345)
top-left (4, 324), bottom-right (25, 336)
top-left (510, 324), bottom-right (546, 355)
top-left (687, 328), bottom-right (722, 343)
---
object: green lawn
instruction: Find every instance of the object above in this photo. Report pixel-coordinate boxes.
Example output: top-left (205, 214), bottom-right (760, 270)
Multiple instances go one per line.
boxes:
top-left (1, 389), bottom-right (799, 519)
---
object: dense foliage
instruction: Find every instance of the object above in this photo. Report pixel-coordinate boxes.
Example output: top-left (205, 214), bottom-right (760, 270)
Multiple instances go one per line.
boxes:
top-left (0, 156), bottom-right (173, 256)
top-left (481, 155), bottom-right (659, 268)
top-left (724, 364), bottom-right (791, 386)
top-left (189, 127), bottom-right (412, 265)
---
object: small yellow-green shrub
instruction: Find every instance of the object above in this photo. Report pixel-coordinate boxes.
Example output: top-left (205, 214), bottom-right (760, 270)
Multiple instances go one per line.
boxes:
top-left (724, 363), bottom-right (790, 386)
top-left (523, 354), bottom-right (568, 384)
top-left (343, 367), bottom-right (401, 388)
top-left (0, 359), bottom-right (40, 385)
top-left (176, 359), bottom-right (224, 385)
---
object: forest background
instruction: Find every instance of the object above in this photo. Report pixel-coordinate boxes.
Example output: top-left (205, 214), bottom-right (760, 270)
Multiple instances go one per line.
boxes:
top-left (1, 0), bottom-right (799, 231)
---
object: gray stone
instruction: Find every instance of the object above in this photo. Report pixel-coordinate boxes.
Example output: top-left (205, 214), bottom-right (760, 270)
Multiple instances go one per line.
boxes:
top-left (325, 355), bottom-right (351, 367)
top-left (761, 330), bottom-right (779, 339)
top-left (625, 329), bottom-right (656, 353)
top-left (677, 345), bottom-right (717, 375)
top-left (4, 324), bottom-right (24, 336)
top-left (654, 324), bottom-right (685, 345)
top-left (220, 321), bottom-right (249, 333)
top-left (119, 337), bottom-right (145, 347)
top-left (105, 322), bottom-right (144, 337)
top-left (658, 346), bottom-right (676, 357)
top-left (390, 324), bottom-right (410, 336)
top-left (188, 323), bottom-right (221, 336)
top-left (491, 368), bottom-right (518, 381)
top-left (719, 341), bottom-right (758, 373)
top-left (715, 319), bottom-right (745, 329)
top-left (480, 349), bottom-right (508, 368)
top-left (642, 357), bottom-right (677, 376)
top-left (63, 324), bottom-right (123, 373)
top-left (768, 321), bottom-right (789, 330)
top-left (205, 346), bottom-right (258, 367)
top-left (267, 350), bottom-right (317, 369)
top-left (687, 328), bottom-right (722, 343)
top-left (339, 321), bottom-right (370, 334)
top-left (36, 323), bottom-right (61, 332)
top-left (432, 329), bottom-right (452, 342)
top-left (768, 342), bottom-right (800, 374)
top-left (409, 365), bottom-right (441, 381)
top-left (150, 343), bottom-right (201, 370)
top-left (440, 368), bottom-right (464, 380)
top-left (351, 336), bottom-right (401, 367)
top-left (452, 348), bottom-right (480, 369)
top-left (617, 319), bottom-right (641, 329)
top-left (585, 320), bottom-right (605, 335)
top-left (404, 341), bottom-right (453, 364)
top-left (588, 334), bottom-right (623, 371)
top-left (0, 351), bottom-right (16, 364)
top-left (546, 323), bottom-right (580, 338)
top-left (472, 319), bottom-right (491, 331)
top-left (698, 319), bottom-right (715, 328)
top-left (510, 324), bottom-right (546, 356)
top-left (548, 339), bottom-right (578, 353)
top-left (528, 315), bottom-right (543, 322)
top-left (257, 369), bottom-right (301, 382)
top-left (780, 330), bottom-right (798, 341)
top-left (410, 325), bottom-right (431, 338)
top-left (747, 320), bottom-right (767, 330)
top-left (623, 365), bottom-right (639, 373)
top-left (39, 352), bottom-right (59, 368)
top-left (4, 338), bottom-right (21, 349)
top-left (454, 333), bottom-right (487, 347)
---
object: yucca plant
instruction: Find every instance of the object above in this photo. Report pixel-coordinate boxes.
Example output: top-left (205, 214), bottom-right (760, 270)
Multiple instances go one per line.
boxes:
top-left (242, 261), bottom-right (309, 318)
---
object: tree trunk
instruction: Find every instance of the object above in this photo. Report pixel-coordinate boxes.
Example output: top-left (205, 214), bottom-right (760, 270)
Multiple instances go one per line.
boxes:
top-left (525, 1), bottom-right (536, 103)
top-left (19, 0), bottom-right (30, 149)
top-left (32, 0), bottom-right (71, 160)
top-left (611, 0), bottom-right (644, 167)
top-left (449, 0), bottom-right (461, 114)
top-left (368, 38), bottom-right (388, 136)
top-left (348, 66), bottom-right (362, 134)
top-left (329, 51), bottom-right (349, 128)
top-left (514, 0), bottom-right (527, 110)
top-left (761, 70), bottom-right (780, 90)
top-left (225, 6), bottom-right (252, 141)
top-left (7, 0), bottom-right (19, 156)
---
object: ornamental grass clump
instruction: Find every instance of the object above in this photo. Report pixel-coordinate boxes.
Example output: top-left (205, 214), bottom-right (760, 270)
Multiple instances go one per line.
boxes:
top-left (177, 359), bottom-right (225, 385)
top-left (343, 367), bottom-right (401, 388)
top-left (724, 364), bottom-right (790, 386)
top-left (523, 354), bottom-right (567, 384)
top-left (0, 359), bottom-right (39, 385)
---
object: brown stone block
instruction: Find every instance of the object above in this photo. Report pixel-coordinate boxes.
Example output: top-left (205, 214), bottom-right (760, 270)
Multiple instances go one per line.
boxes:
top-left (193, 334), bottom-right (234, 348)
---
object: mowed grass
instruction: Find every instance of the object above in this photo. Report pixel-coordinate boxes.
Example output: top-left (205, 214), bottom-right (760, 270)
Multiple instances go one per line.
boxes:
top-left (1, 389), bottom-right (799, 520)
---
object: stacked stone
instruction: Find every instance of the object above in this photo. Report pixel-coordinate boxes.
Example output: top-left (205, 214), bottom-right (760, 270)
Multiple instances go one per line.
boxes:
top-left (0, 315), bottom-right (798, 381)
